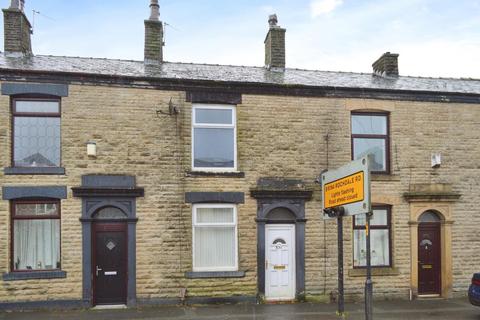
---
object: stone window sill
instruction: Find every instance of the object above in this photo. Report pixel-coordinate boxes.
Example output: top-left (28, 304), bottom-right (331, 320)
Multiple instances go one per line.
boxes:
top-left (185, 271), bottom-right (245, 279)
top-left (186, 171), bottom-right (245, 178)
top-left (371, 174), bottom-right (400, 182)
top-left (348, 267), bottom-right (399, 277)
top-left (3, 270), bottom-right (67, 281)
top-left (4, 167), bottom-right (66, 175)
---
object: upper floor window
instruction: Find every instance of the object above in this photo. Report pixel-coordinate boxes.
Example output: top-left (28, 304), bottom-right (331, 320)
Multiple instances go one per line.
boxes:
top-left (192, 104), bottom-right (236, 171)
top-left (12, 200), bottom-right (61, 271)
top-left (351, 112), bottom-right (389, 173)
top-left (192, 204), bottom-right (238, 271)
top-left (353, 206), bottom-right (392, 268)
top-left (12, 98), bottom-right (61, 167)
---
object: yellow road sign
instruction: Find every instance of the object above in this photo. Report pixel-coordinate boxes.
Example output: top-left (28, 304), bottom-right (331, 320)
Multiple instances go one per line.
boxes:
top-left (321, 156), bottom-right (371, 217)
top-left (324, 171), bottom-right (365, 209)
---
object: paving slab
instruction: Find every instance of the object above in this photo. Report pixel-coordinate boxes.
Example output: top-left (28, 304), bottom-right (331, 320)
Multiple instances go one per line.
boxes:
top-left (0, 297), bottom-right (478, 320)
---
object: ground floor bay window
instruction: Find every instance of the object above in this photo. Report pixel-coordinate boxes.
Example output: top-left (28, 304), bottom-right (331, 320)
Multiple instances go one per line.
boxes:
top-left (192, 204), bottom-right (238, 271)
top-left (11, 200), bottom-right (61, 271)
top-left (353, 206), bottom-right (391, 268)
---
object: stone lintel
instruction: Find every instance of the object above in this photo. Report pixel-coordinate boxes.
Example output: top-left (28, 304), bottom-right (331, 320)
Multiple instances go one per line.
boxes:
top-left (403, 192), bottom-right (461, 202)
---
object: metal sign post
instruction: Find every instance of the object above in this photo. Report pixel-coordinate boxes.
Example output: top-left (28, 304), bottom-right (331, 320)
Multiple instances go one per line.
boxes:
top-left (321, 155), bottom-right (372, 319)
top-left (337, 213), bottom-right (345, 316)
top-left (325, 206), bottom-right (346, 316)
top-left (365, 211), bottom-right (373, 320)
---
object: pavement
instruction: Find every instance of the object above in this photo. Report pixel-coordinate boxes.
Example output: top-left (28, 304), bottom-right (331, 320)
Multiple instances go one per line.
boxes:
top-left (0, 297), bottom-right (479, 320)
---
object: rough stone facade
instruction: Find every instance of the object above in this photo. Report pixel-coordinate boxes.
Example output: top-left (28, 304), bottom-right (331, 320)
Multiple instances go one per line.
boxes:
top-left (264, 25), bottom-right (286, 69)
top-left (0, 79), bottom-right (479, 307)
top-left (144, 20), bottom-right (163, 64)
top-left (2, 8), bottom-right (31, 55)
top-left (372, 52), bottom-right (399, 77)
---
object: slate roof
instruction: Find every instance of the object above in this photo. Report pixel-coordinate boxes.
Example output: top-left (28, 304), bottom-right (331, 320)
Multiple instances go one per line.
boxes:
top-left (1, 54), bottom-right (480, 95)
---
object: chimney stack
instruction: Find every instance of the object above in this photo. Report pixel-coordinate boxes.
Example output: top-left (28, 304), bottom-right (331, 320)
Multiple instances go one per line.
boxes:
top-left (144, 0), bottom-right (164, 64)
top-left (3, 0), bottom-right (32, 56)
top-left (264, 14), bottom-right (286, 71)
top-left (372, 52), bottom-right (399, 77)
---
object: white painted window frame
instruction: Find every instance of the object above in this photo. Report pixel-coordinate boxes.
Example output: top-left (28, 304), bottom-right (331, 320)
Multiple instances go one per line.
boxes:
top-left (192, 203), bottom-right (238, 272)
top-left (191, 104), bottom-right (237, 172)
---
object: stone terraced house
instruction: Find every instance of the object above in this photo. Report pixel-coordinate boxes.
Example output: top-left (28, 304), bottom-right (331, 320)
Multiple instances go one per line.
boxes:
top-left (0, 0), bottom-right (479, 309)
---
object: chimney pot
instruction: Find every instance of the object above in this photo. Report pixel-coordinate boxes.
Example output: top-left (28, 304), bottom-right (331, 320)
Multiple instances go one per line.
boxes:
top-left (149, 0), bottom-right (160, 21)
top-left (264, 14), bottom-right (286, 71)
top-left (372, 52), bottom-right (399, 77)
top-left (268, 14), bottom-right (278, 27)
top-left (9, 0), bottom-right (24, 11)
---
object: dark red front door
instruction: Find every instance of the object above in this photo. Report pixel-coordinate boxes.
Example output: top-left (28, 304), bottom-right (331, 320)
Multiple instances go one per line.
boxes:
top-left (418, 223), bottom-right (441, 294)
top-left (93, 223), bottom-right (127, 305)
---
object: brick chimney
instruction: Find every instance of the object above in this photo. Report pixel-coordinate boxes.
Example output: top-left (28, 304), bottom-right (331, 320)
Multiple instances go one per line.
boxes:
top-left (144, 0), bottom-right (164, 64)
top-left (3, 0), bottom-right (32, 56)
top-left (264, 14), bottom-right (286, 71)
top-left (372, 52), bottom-right (399, 77)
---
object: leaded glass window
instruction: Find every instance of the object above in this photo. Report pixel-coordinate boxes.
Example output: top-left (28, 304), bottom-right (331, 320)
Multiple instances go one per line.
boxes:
top-left (13, 98), bottom-right (61, 168)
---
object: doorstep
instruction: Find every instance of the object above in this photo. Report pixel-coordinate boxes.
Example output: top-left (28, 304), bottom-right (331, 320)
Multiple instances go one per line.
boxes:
top-left (92, 304), bottom-right (127, 310)
top-left (264, 299), bottom-right (297, 304)
top-left (417, 294), bottom-right (442, 299)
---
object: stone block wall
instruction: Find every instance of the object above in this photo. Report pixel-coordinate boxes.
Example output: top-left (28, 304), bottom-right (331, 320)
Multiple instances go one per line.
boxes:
top-left (0, 81), bottom-right (479, 304)
top-left (2, 9), bottom-right (31, 55)
top-left (144, 20), bottom-right (163, 63)
top-left (264, 27), bottom-right (286, 69)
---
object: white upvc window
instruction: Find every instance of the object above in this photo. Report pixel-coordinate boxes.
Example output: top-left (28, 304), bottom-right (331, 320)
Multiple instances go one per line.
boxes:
top-left (192, 204), bottom-right (238, 271)
top-left (192, 104), bottom-right (237, 171)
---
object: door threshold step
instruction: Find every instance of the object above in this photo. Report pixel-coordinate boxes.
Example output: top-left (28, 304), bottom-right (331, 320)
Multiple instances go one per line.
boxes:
top-left (93, 304), bottom-right (127, 310)
top-left (418, 294), bottom-right (441, 299)
top-left (265, 299), bottom-right (296, 304)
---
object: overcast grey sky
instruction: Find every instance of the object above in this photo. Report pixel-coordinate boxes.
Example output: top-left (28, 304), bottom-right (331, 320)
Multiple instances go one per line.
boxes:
top-left (2, 0), bottom-right (480, 78)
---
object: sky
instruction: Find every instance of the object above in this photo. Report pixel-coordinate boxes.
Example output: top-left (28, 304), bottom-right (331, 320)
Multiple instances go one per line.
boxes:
top-left (1, 0), bottom-right (479, 78)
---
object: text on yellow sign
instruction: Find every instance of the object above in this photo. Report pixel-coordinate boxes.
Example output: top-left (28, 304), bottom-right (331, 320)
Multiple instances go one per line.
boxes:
top-left (324, 171), bottom-right (364, 209)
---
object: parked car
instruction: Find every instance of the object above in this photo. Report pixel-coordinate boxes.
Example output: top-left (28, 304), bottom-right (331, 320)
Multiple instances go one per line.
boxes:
top-left (469, 273), bottom-right (480, 306)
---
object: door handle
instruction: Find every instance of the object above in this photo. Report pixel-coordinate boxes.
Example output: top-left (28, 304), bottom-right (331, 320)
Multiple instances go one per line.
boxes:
top-left (265, 260), bottom-right (268, 270)
top-left (96, 266), bottom-right (102, 277)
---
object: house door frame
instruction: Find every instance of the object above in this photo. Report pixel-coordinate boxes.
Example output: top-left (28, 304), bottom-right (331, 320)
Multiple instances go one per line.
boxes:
top-left (407, 202), bottom-right (455, 299)
top-left (73, 175), bottom-right (143, 307)
top-left (265, 224), bottom-right (296, 300)
top-left (92, 222), bottom-right (128, 305)
top-left (251, 185), bottom-right (312, 301)
top-left (417, 222), bottom-right (441, 295)
top-left (80, 201), bottom-right (137, 307)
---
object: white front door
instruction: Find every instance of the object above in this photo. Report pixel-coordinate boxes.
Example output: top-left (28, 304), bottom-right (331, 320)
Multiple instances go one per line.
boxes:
top-left (265, 224), bottom-right (295, 300)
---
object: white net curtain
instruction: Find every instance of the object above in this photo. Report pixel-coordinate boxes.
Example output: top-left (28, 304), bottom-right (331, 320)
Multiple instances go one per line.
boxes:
top-left (353, 209), bottom-right (390, 267)
top-left (13, 203), bottom-right (60, 271)
top-left (353, 229), bottom-right (389, 267)
top-left (193, 206), bottom-right (236, 270)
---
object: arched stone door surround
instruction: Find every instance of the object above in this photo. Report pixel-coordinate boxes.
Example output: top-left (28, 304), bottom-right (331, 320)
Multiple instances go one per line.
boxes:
top-left (251, 186), bottom-right (312, 301)
top-left (408, 204), bottom-right (453, 298)
top-left (72, 175), bottom-right (144, 307)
